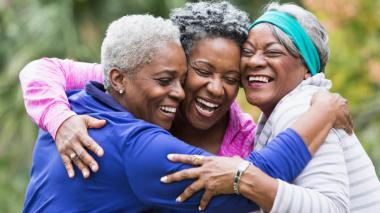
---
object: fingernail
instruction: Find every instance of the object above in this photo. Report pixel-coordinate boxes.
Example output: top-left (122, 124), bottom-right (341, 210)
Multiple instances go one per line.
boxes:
top-left (198, 206), bottom-right (203, 211)
top-left (91, 164), bottom-right (98, 172)
top-left (68, 171), bottom-right (74, 178)
top-left (167, 154), bottom-right (174, 160)
top-left (160, 176), bottom-right (168, 183)
top-left (83, 170), bottom-right (89, 178)
top-left (176, 196), bottom-right (182, 202)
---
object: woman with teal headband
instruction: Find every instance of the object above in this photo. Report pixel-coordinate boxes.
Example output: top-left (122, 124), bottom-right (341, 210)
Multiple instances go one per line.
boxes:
top-left (163, 2), bottom-right (380, 212)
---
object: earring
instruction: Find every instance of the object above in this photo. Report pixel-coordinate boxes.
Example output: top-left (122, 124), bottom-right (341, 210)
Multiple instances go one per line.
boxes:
top-left (119, 89), bottom-right (124, 94)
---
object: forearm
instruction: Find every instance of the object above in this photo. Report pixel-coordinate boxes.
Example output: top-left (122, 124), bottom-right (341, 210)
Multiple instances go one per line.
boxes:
top-left (19, 57), bottom-right (103, 138)
top-left (126, 131), bottom-right (259, 212)
top-left (290, 105), bottom-right (335, 155)
top-left (247, 128), bottom-right (311, 182)
top-left (238, 165), bottom-right (278, 212)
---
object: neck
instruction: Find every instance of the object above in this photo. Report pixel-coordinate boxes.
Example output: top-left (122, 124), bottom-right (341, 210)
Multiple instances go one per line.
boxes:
top-left (170, 111), bottom-right (229, 154)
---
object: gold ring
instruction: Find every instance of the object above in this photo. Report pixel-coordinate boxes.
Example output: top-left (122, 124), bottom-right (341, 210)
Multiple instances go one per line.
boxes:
top-left (191, 155), bottom-right (204, 163)
top-left (69, 152), bottom-right (79, 162)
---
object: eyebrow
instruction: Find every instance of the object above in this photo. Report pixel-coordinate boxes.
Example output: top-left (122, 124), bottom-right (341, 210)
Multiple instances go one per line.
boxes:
top-left (191, 60), bottom-right (214, 70)
top-left (153, 70), bottom-right (178, 76)
top-left (192, 60), bottom-right (240, 74)
top-left (244, 40), bottom-right (282, 49)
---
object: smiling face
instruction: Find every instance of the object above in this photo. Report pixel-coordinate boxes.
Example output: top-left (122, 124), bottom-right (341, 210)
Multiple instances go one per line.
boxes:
top-left (119, 41), bottom-right (187, 130)
top-left (180, 37), bottom-right (241, 130)
top-left (241, 24), bottom-right (308, 116)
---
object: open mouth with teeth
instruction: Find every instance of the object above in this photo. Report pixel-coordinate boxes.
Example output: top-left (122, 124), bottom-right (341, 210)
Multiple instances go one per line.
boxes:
top-left (247, 75), bottom-right (274, 85)
top-left (159, 106), bottom-right (177, 117)
top-left (195, 97), bottom-right (220, 117)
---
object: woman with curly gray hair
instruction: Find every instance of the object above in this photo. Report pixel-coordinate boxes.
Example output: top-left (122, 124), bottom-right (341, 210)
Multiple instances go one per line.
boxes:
top-left (20, 1), bottom-right (353, 212)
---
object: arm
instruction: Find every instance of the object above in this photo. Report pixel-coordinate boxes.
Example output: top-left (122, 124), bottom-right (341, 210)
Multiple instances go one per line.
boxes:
top-left (19, 57), bottom-right (104, 138)
top-left (162, 92), bottom-right (352, 211)
top-left (19, 58), bottom-right (105, 178)
top-left (123, 126), bottom-right (313, 212)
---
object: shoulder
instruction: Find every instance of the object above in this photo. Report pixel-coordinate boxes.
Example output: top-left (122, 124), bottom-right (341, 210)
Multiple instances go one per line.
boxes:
top-left (269, 82), bottom-right (327, 133)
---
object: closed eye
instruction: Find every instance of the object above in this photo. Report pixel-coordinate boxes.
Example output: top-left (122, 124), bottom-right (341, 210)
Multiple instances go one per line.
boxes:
top-left (192, 67), bottom-right (212, 77)
top-left (242, 48), bottom-right (254, 57)
top-left (156, 78), bottom-right (173, 86)
top-left (265, 49), bottom-right (284, 57)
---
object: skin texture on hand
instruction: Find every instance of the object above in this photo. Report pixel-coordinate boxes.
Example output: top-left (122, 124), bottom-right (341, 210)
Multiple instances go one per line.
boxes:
top-left (55, 115), bottom-right (106, 178)
top-left (161, 154), bottom-right (246, 210)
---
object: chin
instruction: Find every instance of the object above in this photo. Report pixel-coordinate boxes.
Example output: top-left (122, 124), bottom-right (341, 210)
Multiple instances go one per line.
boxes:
top-left (190, 119), bottom-right (215, 130)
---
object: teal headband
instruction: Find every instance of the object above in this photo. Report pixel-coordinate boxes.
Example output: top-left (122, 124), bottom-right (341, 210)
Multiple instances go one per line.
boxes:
top-left (249, 11), bottom-right (321, 76)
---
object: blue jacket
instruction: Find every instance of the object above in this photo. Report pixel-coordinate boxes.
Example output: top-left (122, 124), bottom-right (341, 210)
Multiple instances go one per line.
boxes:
top-left (23, 81), bottom-right (311, 213)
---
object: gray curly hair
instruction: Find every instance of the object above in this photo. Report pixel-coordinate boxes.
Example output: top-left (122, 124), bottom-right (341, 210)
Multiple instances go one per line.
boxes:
top-left (170, 1), bottom-right (250, 57)
top-left (101, 14), bottom-right (181, 89)
top-left (261, 2), bottom-right (329, 73)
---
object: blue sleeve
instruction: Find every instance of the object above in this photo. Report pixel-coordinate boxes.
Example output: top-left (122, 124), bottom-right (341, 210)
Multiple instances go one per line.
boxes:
top-left (122, 126), bottom-right (257, 212)
top-left (247, 128), bottom-right (311, 182)
top-left (123, 126), bottom-right (310, 212)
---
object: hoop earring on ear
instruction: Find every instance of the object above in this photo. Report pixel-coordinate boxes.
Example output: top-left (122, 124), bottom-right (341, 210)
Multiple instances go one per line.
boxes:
top-left (119, 89), bottom-right (124, 94)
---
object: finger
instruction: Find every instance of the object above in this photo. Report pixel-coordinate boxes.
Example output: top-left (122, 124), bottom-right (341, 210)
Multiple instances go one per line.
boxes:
top-left (79, 133), bottom-right (104, 157)
top-left (67, 149), bottom-right (90, 178)
top-left (176, 181), bottom-right (204, 203)
top-left (84, 115), bottom-right (107, 129)
top-left (73, 141), bottom-right (99, 173)
top-left (199, 190), bottom-right (215, 211)
top-left (161, 167), bottom-right (201, 183)
top-left (167, 154), bottom-right (206, 166)
top-left (61, 154), bottom-right (75, 178)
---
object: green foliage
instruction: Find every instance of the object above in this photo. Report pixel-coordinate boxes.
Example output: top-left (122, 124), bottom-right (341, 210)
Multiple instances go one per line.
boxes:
top-left (305, 0), bottom-right (380, 177)
top-left (0, 0), bottom-right (378, 212)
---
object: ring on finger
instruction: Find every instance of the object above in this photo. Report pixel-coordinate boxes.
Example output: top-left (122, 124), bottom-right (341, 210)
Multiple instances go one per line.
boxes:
top-left (191, 155), bottom-right (204, 163)
top-left (69, 152), bottom-right (79, 162)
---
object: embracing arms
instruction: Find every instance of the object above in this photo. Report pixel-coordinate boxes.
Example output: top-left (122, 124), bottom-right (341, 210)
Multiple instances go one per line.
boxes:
top-left (161, 93), bottom-right (352, 211)
top-left (19, 58), bottom-right (105, 177)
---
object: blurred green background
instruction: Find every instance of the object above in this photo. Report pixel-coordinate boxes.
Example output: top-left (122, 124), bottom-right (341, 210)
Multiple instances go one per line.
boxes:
top-left (0, 0), bottom-right (379, 211)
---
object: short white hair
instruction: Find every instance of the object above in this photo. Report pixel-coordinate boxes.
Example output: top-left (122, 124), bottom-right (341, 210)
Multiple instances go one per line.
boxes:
top-left (101, 14), bottom-right (181, 89)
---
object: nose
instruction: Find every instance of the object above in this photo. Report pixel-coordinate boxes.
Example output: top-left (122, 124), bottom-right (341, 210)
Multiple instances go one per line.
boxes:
top-left (245, 52), bottom-right (267, 71)
top-left (206, 78), bottom-right (224, 98)
top-left (169, 80), bottom-right (185, 102)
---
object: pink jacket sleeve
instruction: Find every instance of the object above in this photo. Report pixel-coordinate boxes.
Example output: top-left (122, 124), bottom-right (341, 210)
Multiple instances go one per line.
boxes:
top-left (19, 57), bottom-right (104, 139)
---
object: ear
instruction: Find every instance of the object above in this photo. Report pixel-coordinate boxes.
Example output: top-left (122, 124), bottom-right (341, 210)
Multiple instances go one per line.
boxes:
top-left (304, 72), bottom-right (311, 80)
top-left (109, 68), bottom-right (126, 92)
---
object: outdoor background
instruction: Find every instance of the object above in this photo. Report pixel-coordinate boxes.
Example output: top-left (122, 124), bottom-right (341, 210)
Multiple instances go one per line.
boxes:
top-left (0, 0), bottom-right (379, 211)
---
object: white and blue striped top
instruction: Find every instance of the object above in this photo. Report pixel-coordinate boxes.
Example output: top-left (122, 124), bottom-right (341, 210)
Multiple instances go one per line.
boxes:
top-left (254, 73), bottom-right (380, 213)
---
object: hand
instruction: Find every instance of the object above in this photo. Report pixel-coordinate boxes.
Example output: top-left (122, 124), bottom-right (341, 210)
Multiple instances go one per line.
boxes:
top-left (55, 115), bottom-right (106, 178)
top-left (160, 154), bottom-right (244, 211)
top-left (311, 92), bottom-right (353, 134)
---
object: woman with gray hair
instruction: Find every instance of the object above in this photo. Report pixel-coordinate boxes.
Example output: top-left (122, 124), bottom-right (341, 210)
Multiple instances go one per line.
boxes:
top-left (21, 1), bottom-right (354, 212)
top-left (22, 11), bottom-right (350, 213)
top-left (164, 2), bottom-right (380, 212)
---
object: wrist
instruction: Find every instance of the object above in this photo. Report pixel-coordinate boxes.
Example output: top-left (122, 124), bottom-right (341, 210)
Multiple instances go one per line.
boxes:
top-left (233, 160), bottom-right (251, 195)
top-left (238, 166), bottom-right (278, 212)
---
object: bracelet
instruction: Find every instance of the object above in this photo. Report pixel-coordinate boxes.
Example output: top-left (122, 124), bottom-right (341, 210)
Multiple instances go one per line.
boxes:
top-left (233, 160), bottom-right (251, 195)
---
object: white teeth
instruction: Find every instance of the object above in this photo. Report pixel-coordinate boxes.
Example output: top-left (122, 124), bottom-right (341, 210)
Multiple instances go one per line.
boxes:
top-left (248, 76), bottom-right (270, 83)
top-left (160, 106), bottom-right (176, 113)
top-left (196, 98), bottom-right (219, 108)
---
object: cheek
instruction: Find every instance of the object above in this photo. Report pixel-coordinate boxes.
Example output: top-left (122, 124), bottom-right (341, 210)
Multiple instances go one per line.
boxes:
top-left (184, 73), bottom-right (207, 94)
top-left (240, 58), bottom-right (249, 73)
top-left (225, 85), bottom-right (239, 102)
